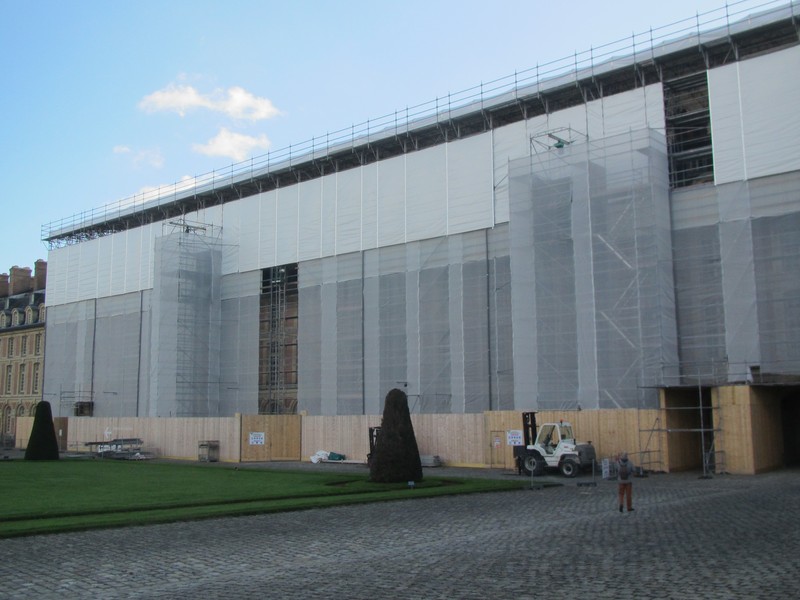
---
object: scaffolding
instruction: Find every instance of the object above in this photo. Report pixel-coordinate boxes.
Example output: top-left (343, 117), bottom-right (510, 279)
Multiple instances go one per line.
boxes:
top-left (59, 390), bottom-right (95, 417)
top-left (637, 360), bottom-right (757, 475)
top-left (155, 219), bottom-right (222, 417)
top-left (259, 265), bottom-right (298, 414)
top-left (664, 73), bottom-right (714, 188)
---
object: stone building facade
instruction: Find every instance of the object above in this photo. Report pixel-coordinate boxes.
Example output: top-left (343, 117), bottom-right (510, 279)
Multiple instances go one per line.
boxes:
top-left (0, 261), bottom-right (46, 446)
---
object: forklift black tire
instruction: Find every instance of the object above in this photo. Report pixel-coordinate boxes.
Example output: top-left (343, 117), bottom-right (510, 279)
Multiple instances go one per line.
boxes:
top-left (560, 458), bottom-right (579, 478)
top-left (522, 454), bottom-right (545, 476)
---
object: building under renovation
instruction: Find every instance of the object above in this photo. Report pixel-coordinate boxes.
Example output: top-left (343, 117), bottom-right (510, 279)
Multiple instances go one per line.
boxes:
top-left (41, 3), bottom-right (800, 468)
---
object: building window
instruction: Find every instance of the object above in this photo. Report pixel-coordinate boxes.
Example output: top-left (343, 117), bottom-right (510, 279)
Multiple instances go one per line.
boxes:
top-left (4, 365), bottom-right (11, 394)
top-left (6, 339), bottom-right (12, 358)
top-left (21, 336), bottom-right (27, 356)
top-left (3, 406), bottom-right (11, 435)
top-left (39, 305), bottom-right (46, 322)
top-left (11, 309), bottom-right (21, 327)
top-left (18, 367), bottom-right (25, 395)
top-left (35, 333), bottom-right (42, 355)
top-left (32, 363), bottom-right (40, 394)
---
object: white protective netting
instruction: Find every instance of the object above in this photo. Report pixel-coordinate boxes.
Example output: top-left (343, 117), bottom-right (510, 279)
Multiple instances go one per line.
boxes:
top-left (509, 129), bottom-right (678, 409)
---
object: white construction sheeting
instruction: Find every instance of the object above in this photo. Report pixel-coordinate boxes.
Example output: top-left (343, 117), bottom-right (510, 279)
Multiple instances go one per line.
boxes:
top-left (335, 168), bottom-right (363, 255)
top-left (710, 45), bottom-right (800, 185)
top-left (406, 144), bottom-right (447, 243)
top-left (509, 129), bottom-right (676, 410)
top-left (671, 172), bottom-right (800, 380)
top-left (447, 132), bottom-right (495, 235)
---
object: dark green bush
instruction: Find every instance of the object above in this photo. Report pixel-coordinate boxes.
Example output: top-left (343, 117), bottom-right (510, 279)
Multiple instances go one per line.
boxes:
top-left (24, 401), bottom-right (60, 461)
top-left (369, 388), bottom-right (423, 483)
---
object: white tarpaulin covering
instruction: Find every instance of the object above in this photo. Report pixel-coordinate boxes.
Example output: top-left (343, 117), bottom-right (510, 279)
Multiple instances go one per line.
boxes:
top-left (710, 45), bottom-right (800, 185)
top-left (509, 129), bottom-right (678, 409)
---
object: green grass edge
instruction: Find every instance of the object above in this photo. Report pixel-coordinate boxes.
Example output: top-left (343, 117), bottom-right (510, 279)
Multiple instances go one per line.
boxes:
top-left (1, 476), bottom-right (540, 539)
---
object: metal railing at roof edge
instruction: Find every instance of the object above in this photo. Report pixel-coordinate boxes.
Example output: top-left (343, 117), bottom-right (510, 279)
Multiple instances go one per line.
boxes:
top-left (41, 0), bottom-right (795, 242)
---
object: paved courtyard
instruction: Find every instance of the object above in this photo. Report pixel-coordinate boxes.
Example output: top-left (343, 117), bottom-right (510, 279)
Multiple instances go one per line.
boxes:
top-left (1, 465), bottom-right (798, 599)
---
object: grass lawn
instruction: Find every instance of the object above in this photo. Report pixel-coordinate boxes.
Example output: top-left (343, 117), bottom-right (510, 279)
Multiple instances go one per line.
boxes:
top-left (0, 459), bottom-right (526, 538)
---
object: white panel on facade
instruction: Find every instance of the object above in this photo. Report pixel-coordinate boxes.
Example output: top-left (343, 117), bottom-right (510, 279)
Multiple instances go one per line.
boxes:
top-left (95, 235), bottom-right (114, 297)
top-left (739, 46), bottom-right (800, 180)
top-left (492, 120), bottom-right (529, 225)
top-left (276, 186), bottom-right (299, 265)
top-left (124, 227), bottom-right (143, 294)
top-left (336, 168), bottom-right (362, 254)
top-left (711, 46), bottom-right (800, 184)
top-left (109, 232), bottom-right (127, 296)
top-left (709, 65), bottom-right (745, 184)
top-left (298, 178), bottom-right (322, 261)
top-left (258, 191), bottom-right (277, 268)
top-left (140, 223), bottom-right (156, 291)
top-left (45, 246), bottom-right (68, 306)
top-left (63, 245), bottom-right (80, 303)
top-left (361, 162), bottom-right (378, 250)
top-left (377, 154), bottom-right (406, 246)
top-left (448, 132), bottom-right (494, 234)
top-left (321, 174), bottom-right (337, 257)
top-left (235, 194), bottom-right (259, 272)
top-left (644, 84), bottom-right (666, 132)
top-left (585, 96), bottom-right (604, 141)
top-left (197, 204), bottom-right (224, 229)
top-left (221, 198), bottom-right (241, 274)
top-left (591, 86), bottom-right (654, 139)
top-left (406, 145), bottom-right (447, 242)
top-left (77, 238), bottom-right (99, 300)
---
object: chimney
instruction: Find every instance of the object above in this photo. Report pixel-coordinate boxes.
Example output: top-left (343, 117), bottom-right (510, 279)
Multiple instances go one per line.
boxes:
top-left (9, 266), bottom-right (33, 295)
top-left (0, 274), bottom-right (8, 297)
top-left (34, 259), bottom-right (47, 291)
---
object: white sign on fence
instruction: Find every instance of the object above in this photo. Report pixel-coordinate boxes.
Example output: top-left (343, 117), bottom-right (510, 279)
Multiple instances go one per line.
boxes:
top-left (507, 430), bottom-right (524, 446)
top-left (249, 432), bottom-right (265, 446)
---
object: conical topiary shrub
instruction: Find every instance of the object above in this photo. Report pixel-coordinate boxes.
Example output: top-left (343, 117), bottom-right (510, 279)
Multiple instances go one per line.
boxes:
top-left (24, 401), bottom-right (60, 460)
top-left (369, 388), bottom-right (423, 483)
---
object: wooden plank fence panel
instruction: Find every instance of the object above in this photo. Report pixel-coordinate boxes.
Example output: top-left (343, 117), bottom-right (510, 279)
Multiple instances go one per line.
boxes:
top-left (301, 415), bottom-right (380, 463)
top-left (715, 386), bottom-right (749, 473)
top-left (269, 415), bottom-right (302, 461)
top-left (11, 406), bottom-right (759, 473)
top-left (64, 416), bottom-right (241, 462)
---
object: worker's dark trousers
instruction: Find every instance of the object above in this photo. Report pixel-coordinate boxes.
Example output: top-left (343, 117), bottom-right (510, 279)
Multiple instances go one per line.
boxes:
top-left (618, 482), bottom-right (633, 510)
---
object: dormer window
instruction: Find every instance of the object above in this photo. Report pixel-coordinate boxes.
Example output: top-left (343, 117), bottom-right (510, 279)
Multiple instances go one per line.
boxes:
top-left (25, 306), bottom-right (37, 324)
top-left (11, 309), bottom-right (21, 326)
top-left (0, 313), bottom-right (7, 328)
top-left (38, 304), bottom-right (46, 323)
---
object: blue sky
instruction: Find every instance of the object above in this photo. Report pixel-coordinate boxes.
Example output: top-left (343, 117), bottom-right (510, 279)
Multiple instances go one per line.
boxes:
top-left (0, 0), bottom-right (770, 272)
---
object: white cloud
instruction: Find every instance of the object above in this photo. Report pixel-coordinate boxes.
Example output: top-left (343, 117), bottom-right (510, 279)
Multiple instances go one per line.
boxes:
top-left (218, 86), bottom-right (281, 120)
top-left (139, 83), bottom-right (280, 121)
top-left (113, 145), bottom-right (131, 154)
top-left (193, 127), bottom-right (270, 161)
top-left (132, 148), bottom-right (164, 169)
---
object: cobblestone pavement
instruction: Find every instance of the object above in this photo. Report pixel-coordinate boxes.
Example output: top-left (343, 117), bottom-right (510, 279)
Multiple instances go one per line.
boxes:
top-left (1, 466), bottom-right (798, 599)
